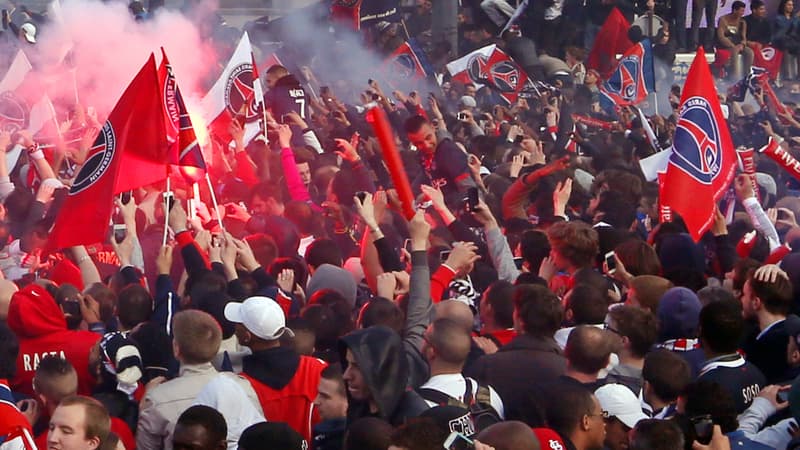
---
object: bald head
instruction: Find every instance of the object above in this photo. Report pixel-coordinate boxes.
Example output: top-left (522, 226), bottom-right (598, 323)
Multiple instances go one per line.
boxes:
top-left (426, 318), bottom-right (471, 367)
top-left (477, 421), bottom-right (540, 450)
top-left (434, 300), bottom-right (474, 332)
top-left (0, 280), bottom-right (18, 320)
top-left (565, 325), bottom-right (612, 375)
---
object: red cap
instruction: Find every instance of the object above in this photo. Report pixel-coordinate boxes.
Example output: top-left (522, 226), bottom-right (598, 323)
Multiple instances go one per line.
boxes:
top-left (532, 428), bottom-right (567, 450)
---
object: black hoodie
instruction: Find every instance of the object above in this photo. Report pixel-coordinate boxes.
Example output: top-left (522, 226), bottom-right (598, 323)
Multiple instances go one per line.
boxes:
top-left (339, 326), bottom-right (429, 425)
top-left (242, 347), bottom-right (300, 389)
top-left (264, 74), bottom-right (308, 119)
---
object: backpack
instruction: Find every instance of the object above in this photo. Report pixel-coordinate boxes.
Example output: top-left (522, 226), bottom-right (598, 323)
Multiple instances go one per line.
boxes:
top-left (418, 378), bottom-right (502, 430)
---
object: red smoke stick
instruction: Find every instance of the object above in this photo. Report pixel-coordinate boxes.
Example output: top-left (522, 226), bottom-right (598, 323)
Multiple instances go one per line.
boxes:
top-left (759, 137), bottom-right (800, 182)
top-left (366, 107), bottom-right (416, 220)
top-left (736, 147), bottom-right (759, 200)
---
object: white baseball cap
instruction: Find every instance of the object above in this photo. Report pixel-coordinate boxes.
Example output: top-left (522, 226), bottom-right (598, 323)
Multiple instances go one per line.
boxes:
top-left (224, 296), bottom-right (294, 341)
top-left (594, 384), bottom-right (649, 429)
top-left (20, 23), bottom-right (36, 44)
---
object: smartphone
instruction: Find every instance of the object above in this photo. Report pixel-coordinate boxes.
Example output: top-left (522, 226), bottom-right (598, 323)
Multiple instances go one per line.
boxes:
top-left (279, 114), bottom-right (288, 124)
top-left (226, 204), bottom-right (238, 215)
top-left (404, 238), bottom-right (412, 254)
top-left (367, 79), bottom-right (374, 85)
top-left (120, 191), bottom-right (132, 205)
top-left (691, 415), bottom-right (714, 445)
top-left (112, 224), bottom-right (127, 244)
top-left (62, 298), bottom-right (81, 317)
top-left (513, 257), bottom-right (524, 270)
top-left (605, 251), bottom-right (617, 274)
top-left (778, 390), bottom-right (790, 403)
top-left (211, 233), bottom-right (222, 248)
top-left (440, 250), bottom-right (451, 262)
top-left (457, 112), bottom-right (468, 121)
top-left (163, 192), bottom-right (176, 211)
top-left (320, 86), bottom-right (330, 96)
top-left (355, 191), bottom-right (368, 203)
top-left (465, 187), bottom-right (479, 211)
top-left (443, 432), bottom-right (474, 450)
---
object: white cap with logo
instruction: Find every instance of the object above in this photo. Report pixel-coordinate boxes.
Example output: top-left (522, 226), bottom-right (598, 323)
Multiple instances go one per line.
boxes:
top-left (224, 296), bottom-right (294, 341)
top-left (594, 384), bottom-right (649, 429)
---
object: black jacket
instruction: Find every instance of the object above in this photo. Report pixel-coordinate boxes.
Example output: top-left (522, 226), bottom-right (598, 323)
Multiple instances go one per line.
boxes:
top-left (741, 315), bottom-right (800, 384)
top-left (339, 326), bottom-right (429, 426)
top-left (466, 334), bottom-right (566, 424)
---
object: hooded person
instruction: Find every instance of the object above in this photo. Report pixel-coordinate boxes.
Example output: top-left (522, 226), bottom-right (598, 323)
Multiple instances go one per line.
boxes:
top-left (339, 325), bottom-right (429, 426)
top-left (656, 287), bottom-right (706, 376)
top-left (225, 296), bottom-right (327, 442)
top-left (7, 283), bottom-right (100, 397)
top-left (306, 264), bottom-right (358, 310)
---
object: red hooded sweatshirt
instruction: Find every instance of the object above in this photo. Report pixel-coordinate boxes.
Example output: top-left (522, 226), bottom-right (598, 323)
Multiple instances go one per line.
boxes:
top-left (7, 284), bottom-right (100, 397)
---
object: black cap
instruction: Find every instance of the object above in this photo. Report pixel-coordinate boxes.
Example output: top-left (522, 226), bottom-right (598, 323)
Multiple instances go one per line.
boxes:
top-left (239, 422), bottom-right (307, 450)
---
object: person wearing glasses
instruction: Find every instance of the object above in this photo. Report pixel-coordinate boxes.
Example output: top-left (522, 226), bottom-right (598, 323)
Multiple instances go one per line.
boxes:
top-left (603, 306), bottom-right (658, 398)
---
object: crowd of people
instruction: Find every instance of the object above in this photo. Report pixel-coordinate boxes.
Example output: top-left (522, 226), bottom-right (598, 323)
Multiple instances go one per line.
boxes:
top-left (4, 0), bottom-right (800, 449)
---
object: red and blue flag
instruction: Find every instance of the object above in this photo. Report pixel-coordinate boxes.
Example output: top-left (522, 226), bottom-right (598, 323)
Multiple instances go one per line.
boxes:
top-left (599, 39), bottom-right (655, 114)
top-left (660, 47), bottom-right (737, 241)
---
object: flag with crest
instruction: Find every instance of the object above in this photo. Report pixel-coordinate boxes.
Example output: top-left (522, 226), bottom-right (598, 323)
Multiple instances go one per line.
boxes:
top-left (446, 44), bottom-right (534, 105)
top-left (660, 48), bottom-right (737, 241)
top-left (599, 39), bottom-right (655, 114)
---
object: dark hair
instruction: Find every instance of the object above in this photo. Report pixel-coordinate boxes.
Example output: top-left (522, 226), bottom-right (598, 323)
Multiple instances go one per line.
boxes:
top-left (696, 286), bottom-right (736, 307)
top-left (513, 284), bottom-right (563, 338)
top-left (751, 0), bottom-right (765, 8)
top-left (779, 0), bottom-right (794, 14)
top-left (747, 268), bottom-right (793, 315)
top-left (306, 238), bottom-right (344, 269)
top-left (244, 233), bottom-right (279, 270)
top-left (566, 283), bottom-right (608, 325)
top-left (284, 200), bottom-right (317, 236)
top-left (596, 190), bottom-right (637, 230)
top-left (344, 417), bottom-right (394, 450)
top-left (545, 381), bottom-right (595, 437)
top-left (176, 405), bottom-right (227, 446)
top-left (34, 356), bottom-right (77, 400)
top-left (483, 281), bottom-right (515, 329)
top-left (630, 419), bottom-right (684, 450)
top-left (699, 300), bottom-right (744, 354)
top-left (116, 284), bottom-right (152, 330)
top-left (302, 303), bottom-right (354, 356)
top-left (268, 257), bottom-right (309, 289)
top-left (404, 114), bottom-right (429, 135)
top-left (642, 349), bottom-right (691, 402)
top-left (732, 0), bottom-right (746, 9)
top-left (520, 230), bottom-right (551, 274)
top-left (565, 325), bottom-right (613, 374)
top-left (357, 297), bottom-right (404, 332)
top-left (683, 380), bottom-right (739, 433)
top-left (0, 321), bottom-right (19, 379)
top-left (249, 182), bottom-right (282, 204)
top-left (389, 418), bottom-right (449, 450)
top-left (321, 363), bottom-right (346, 397)
top-left (608, 306), bottom-right (658, 358)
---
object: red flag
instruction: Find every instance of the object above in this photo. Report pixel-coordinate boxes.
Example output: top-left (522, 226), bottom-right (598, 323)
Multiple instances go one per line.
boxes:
top-left (753, 46), bottom-right (783, 80)
top-left (660, 48), bottom-right (737, 241)
top-left (587, 8), bottom-right (634, 77)
top-left (158, 49), bottom-right (206, 182)
top-left (48, 54), bottom-right (168, 250)
top-left (446, 44), bottom-right (534, 105)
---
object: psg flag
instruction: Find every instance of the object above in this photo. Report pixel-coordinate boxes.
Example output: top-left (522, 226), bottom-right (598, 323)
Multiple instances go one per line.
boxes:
top-left (660, 48), bottom-right (737, 241)
top-left (599, 39), bottom-right (655, 113)
top-left (200, 32), bottom-right (260, 145)
top-left (158, 48), bottom-right (206, 182)
top-left (446, 44), bottom-right (533, 105)
top-left (48, 54), bottom-right (168, 250)
top-left (382, 40), bottom-right (432, 88)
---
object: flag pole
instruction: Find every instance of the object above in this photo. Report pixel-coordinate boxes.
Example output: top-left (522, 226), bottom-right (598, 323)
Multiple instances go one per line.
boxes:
top-left (162, 170), bottom-right (171, 246)
top-left (205, 173), bottom-right (225, 233)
